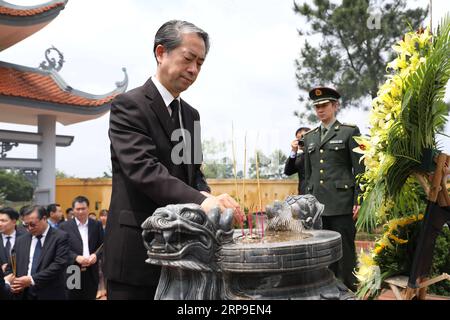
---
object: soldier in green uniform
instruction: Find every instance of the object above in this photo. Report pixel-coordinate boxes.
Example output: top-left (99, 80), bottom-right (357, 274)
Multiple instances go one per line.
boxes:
top-left (303, 86), bottom-right (365, 291)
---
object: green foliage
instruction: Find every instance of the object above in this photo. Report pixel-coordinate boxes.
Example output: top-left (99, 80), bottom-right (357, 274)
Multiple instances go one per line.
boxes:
top-left (356, 179), bottom-right (385, 232)
top-left (293, 0), bottom-right (427, 120)
top-left (56, 169), bottom-right (74, 179)
top-left (374, 220), bottom-right (422, 276)
top-left (102, 167), bottom-right (112, 178)
top-left (248, 150), bottom-right (287, 179)
top-left (429, 226), bottom-right (450, 296)
top-left (385, 15), bottom-right (450, 197)
top-left (0, 170), bottom-right (34, 202)
top-left (0, 190), bottom-right (6, 206)
top-left (202, 138), bottom-right (235, 179)
top-left (202, 158), bottom-right (236, 179)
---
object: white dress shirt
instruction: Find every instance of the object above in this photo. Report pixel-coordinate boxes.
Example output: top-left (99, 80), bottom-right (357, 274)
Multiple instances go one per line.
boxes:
top-left (151, 76), bottom-right (186, 144)
top-left (152, 76), bottom-right (181, 115)
top-left (75, 218), bottom-right (90, 258)
top-left (2, 230), bottom-right (16, 253)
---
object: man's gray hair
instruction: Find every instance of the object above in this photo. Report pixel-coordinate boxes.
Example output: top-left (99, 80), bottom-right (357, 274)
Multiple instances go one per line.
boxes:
top-left (153, 20), bottom-right (210, 61)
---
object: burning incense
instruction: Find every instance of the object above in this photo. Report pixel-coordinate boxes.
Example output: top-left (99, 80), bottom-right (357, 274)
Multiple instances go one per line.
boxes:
top-left (231, 122), bottom-right (239, 203)
top-left (10, 252), bottom-right (16, 276)
top-left (255, 135), bottom-right (264, 239)
top-left (248, 210), bottom-right (253, 237)
top-left (240, 211), bottom-right (245, 236)
top-left (261, 210), bottom-right (264, 239)
top-left (232, 122), bottom-right (244, 236)
top-left (242, 132), bottom-right (247, 236)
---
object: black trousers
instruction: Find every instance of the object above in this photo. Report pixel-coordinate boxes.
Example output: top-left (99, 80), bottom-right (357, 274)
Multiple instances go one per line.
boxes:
top-left (107, 279), bottom-right (158, 300)
top-left (322, 214), bottom-right (357, 291)
top-left (67, 268), bottom-right (98, 300)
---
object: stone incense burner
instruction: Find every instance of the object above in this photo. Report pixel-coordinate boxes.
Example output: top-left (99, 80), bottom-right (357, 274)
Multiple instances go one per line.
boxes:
top-left (142, 195), bottom-right (354, 300)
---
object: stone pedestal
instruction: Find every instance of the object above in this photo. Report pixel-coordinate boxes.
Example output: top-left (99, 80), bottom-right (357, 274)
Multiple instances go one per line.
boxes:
top-left (220, 230), bottom-right (353, 300)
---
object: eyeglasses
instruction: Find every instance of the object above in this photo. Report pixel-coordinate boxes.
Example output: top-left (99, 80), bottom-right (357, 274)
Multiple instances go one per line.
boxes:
top-left (23, 218), bottom-right (42, 229)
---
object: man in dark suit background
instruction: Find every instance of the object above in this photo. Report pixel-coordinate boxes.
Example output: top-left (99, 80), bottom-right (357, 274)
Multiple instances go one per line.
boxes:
top-left (105, 19), bottom-right (242, 300)
top-left (10, 205), bottom-right (69, 300)
top-left (60, 196), bottom-right (103, 300)
top-left (0, 207), bottom-right (27, 274)
top-left (0, 267), bottom-right (13, 300)
top-left (284, 127), bottom-right (310, 194)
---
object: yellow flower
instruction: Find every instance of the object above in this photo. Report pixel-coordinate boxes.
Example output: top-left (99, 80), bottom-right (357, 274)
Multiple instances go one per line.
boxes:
top-left (388, 234), bottom-right (408, 245)
top-left (374, 245), bottom-right (385, 255)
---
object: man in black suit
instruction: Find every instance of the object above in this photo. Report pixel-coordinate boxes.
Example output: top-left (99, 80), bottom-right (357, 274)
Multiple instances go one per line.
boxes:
top-left (0, 207), bottom-right (27, 274)
top-left (284, 127), bottom-right (311, 194)
top-left (60, 196), bottom-right (103, 300)
top-left (10, 205), bottom-right (69, 300)
top-left (0, 267), bottom-right (12, 300)
top-left (105, 20), bottom-right (242, 299)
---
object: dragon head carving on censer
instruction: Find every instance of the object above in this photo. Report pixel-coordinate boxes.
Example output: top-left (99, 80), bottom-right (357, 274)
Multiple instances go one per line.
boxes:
top-left (142, 204), bottom-right (234, 272)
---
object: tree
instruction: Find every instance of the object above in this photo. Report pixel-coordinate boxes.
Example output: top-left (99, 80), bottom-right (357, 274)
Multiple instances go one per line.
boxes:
top-left (202, 157), bottom-right (236, 179)
top-left (248, 149), bottom-right (287, 179)
top-left (56, 169), bottom-right (74, 179)
top-left (202, 138), bottom-right (236, 179)
top-left (102, 167), bottom-right (112, 178)
top-left (293, 0), bottom-right (428, 122)
top-left (0, 191), bottom-right (6, 206)
top-left (0, 170), bottom-right (34, 202)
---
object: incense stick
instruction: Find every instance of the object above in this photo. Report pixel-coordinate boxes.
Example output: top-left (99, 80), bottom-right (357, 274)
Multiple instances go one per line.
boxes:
top-left (231, 122), bottom-right (244, 235)
top-left (255, 134), bottom-right (264, 239)
top-left (231, 122), bottom-right (239, 203)
top-left (242, 132), bottom-right (247, 236)
top-left (10, 252), bottom-right (16, 276)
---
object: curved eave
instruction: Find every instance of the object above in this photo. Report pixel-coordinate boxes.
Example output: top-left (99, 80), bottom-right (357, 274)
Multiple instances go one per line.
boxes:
top-left (0, 61), bottom-right (128, 100)
top-left (0, 95), bottom-right (112, 126)
top-left (0, 0), bottom-right (67, 51)
top-left (0, 61), bottom-right (128, 126)
top-left (50, 66), bottom-right (129, 100)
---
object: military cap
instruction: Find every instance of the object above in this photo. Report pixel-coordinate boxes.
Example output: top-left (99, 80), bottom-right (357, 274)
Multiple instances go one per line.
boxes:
top-left (309, 87), bottom-right (341, 105)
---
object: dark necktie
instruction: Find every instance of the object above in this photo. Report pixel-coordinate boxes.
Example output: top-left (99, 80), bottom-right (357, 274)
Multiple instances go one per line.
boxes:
top-left (5, 236), bottom-right (11, 262)
top-left (321, 127), bottom-right (328, 142)
top-left (169, 99), bottom-right (180, 122)
top-left (30, 235), bottom-right (43, 275)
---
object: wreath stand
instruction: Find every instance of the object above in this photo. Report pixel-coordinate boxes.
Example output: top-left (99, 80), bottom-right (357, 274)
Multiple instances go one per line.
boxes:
top-left (383, 153), bottom-right (450, 300)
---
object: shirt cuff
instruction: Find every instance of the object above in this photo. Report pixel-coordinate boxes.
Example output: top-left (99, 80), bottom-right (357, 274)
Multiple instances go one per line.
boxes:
top-left (30, 276), bottom-right (35, 286)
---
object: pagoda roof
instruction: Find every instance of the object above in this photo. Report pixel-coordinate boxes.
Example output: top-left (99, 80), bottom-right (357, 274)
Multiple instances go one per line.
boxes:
top-left (0, 0), bottom-right (67, 51)
top-left (0, 61), bottom-right (128, 125)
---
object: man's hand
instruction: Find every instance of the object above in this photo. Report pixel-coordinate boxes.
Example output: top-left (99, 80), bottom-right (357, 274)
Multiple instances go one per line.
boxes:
top-left (87, 254), bottom-right (97, 266)
top-left (291, 139), bottom-right (299, 152)
top-left (352, 205), bottom-right (360, 221)
top-left (4, 273), bottom-right (15, 285)
top-left (75, 255), bottom-right (90, 267)
top-left (201, 193), bottom-right (243, 220)
top-left (1, 263), bottom-right (7, 273)
top-left (11, 276), bottom-right (32, 293)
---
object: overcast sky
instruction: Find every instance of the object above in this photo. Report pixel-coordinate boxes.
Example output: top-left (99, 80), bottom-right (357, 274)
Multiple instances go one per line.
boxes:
top-left (1, 0), bottom-right (449, 177)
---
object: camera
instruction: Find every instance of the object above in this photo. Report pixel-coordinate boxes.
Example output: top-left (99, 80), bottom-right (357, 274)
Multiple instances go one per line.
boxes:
top-left (298, 138), bottom-right (305, 148)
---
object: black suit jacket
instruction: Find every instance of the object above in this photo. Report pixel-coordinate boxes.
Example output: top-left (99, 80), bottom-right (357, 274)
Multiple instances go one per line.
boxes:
top-left (0, 228), bottom-right (27, 272)
top-left (0, 267), bottom-right (12, 300)
top-left (105, 78), bottom-right (210, 286)
top-left (59, 218), bottom-right (103, 286)
top-left (13, 227), bottom-right (69, 300)
top-left (284, 152), bottom-right (307, 194)
top-left (0, 227), bottom-right (27, 265)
